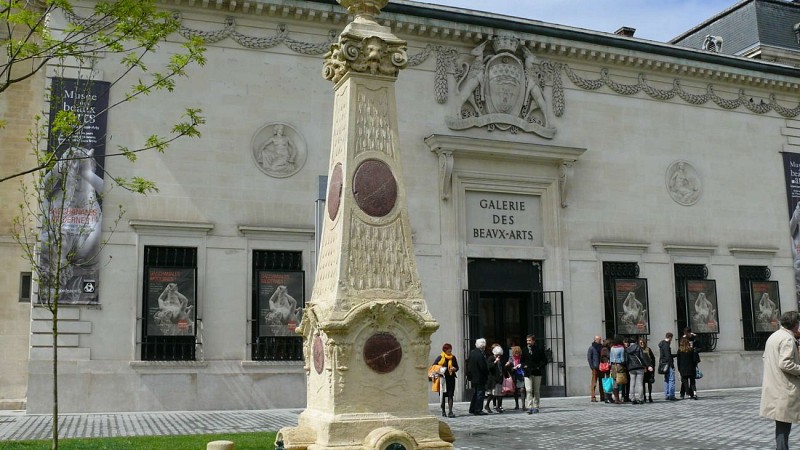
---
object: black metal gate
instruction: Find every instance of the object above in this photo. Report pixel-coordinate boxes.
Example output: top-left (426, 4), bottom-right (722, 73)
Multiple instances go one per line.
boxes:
top-left (462, 289), bottom-right (566, 399)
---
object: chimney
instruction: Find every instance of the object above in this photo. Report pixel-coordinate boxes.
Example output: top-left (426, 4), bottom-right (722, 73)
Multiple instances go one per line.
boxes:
top-left (614, 26), bottom-right (636, 37)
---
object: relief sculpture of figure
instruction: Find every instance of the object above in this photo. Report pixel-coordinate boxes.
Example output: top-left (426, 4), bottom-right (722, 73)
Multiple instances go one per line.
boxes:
top-left (154, 283), bottom-right (194, 335)
top-left (452, 41), bottom-right (487, 116)
top-left (668, 162), bottom-right (699, 204)
top-left (258, 124), bottom-right (296, 174)
top-left (622, 292), bottom-right (645, 325)
top-left (521, 46), bottom-right (552, 128)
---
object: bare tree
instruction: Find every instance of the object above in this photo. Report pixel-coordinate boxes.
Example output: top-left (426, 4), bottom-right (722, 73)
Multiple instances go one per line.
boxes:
top-left (4, 0), bottom-right (206, 447)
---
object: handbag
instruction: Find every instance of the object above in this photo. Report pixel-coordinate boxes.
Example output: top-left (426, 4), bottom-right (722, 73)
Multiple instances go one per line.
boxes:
top-left (615, 370), bottom-right (628, 385)
top-left (501, 376), bottom-right (515, 395)
top-left (657, 362), bottom-right (669, 375)
top-left (695, 366), bottom-right (703, 379)
top-left (602, 375), bottom-right (613, 394)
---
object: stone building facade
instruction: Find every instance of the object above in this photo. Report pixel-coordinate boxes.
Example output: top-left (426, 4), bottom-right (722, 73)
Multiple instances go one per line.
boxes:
top-left (7, 0), bottom-right (800, 412)
top-left (0, 62), bottom-right (41, 410)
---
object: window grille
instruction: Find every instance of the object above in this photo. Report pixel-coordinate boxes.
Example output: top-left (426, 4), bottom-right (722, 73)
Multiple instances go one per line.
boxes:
top-left (251, 250), bottom-right (304, 361)
top-left (141, 246), bottom-right (198, 361)
top-left (674, 264), bottom-right (717, 352)
top-left (740, 265), bottom-right (771, 351)
top-left (602, 261), bottom-right (639, 339)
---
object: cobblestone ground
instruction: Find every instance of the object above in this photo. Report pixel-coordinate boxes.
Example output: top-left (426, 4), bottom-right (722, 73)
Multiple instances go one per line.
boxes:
top-left (0, 387), bottom-right (793, 449)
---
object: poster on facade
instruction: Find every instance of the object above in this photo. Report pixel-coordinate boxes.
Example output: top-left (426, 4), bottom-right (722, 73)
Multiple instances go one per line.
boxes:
top-left (751, 280), bottom-right (781, 333)
top-left (613, 278), bottom-right (650, 335)
top-left (686, 279), bottom-right (719, 333)
top-left (146, 268), bottom-right (196, 336)
top-left (258, 271), bottom-right (304, 336)
top-left (38, 77), bottom-right (110, 305)
top-left (783, 152), bottom-right (800, 309)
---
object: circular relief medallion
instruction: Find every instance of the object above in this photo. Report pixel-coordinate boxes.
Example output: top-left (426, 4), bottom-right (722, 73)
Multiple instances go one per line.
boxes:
top-left (665, 160), bottom-right (702, 206)
top-left (251, 123), bottom-right (307, 178)
top-left (363, 333), bottom-right (402, 374)
top-left (312, 335), bottom-right (324, 374)
top-left (352, 160), bottom-right (397, 217)
top-left (327, 163), bottom-right (343, 220)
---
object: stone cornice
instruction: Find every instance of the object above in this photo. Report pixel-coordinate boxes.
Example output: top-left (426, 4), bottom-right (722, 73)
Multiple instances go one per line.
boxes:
top-left (663, 243), bottom-right (717, 256)
top-left (129, 219), bottom-right (214, 235)
top-left (162, 0), bottom-right (800, 91)
top-left (237, 225), bottom-right (315, 239)
top-left (425, 134), bottom-right (585, 201)
top-left (424, 134), bottom-right (585, 163)
top-left (728, 246), bottom-right (780, 258)
top-left (591, 241), bottom-right (650, 255)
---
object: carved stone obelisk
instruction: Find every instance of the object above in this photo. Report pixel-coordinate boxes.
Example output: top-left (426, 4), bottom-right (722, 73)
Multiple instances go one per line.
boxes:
top-left (275, 1), bottom-right (453, 449)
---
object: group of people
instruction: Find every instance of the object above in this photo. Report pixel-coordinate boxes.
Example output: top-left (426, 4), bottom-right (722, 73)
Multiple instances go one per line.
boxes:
top-left (586, 328), bottom-right (702, 405)
top-left (428, 334), bottom-right (549, 418)
top-left (426, 312), bottom-right (800, 450)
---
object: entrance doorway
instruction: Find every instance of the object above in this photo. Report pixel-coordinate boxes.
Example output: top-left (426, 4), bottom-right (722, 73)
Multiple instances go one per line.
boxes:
top-left (462, 258), bottom-right (566, 398)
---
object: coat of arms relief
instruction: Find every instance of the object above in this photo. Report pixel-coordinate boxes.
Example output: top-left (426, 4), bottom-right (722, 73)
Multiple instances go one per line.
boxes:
top-left (446, 36), bottom-right (557, 138)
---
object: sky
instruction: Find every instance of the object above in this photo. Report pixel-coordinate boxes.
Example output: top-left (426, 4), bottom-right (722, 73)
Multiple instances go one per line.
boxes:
top-left (417, 0), bottom-right (738, 42)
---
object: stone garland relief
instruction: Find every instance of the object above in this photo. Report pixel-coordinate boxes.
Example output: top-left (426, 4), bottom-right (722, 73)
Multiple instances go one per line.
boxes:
top-left (59, 10), bottom-right (800, 122)
top-left (155, 15), bottom-right (800, 122)
top-left (251, 122), bottom-right (307, 178)
top-left (665, 160), bottom-right (702, 206)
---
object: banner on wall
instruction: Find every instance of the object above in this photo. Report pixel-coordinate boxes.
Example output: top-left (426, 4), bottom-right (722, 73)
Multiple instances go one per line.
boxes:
top-left (38, 77), bottom-right (110, 305)
top-left (258, 271), bottom-right (305, 336)
top-left (686, 279), bottom-right (720, 333)
top-left (783, 152), bottom-right (800, 309)
top-left (146, 268), bottom-right (196, 336)
top-left (613, 278), bottom-right (650, 335)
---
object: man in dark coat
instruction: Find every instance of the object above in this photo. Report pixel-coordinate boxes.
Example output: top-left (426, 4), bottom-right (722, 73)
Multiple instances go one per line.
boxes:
top-left (522, 334), bottom-right (548, 413)
top-left (587, 335), bottom-right (602, 402)
top-left (467, 338), bottom-right (489, 415)
top-left (658, 332), bottom-right (677, 400)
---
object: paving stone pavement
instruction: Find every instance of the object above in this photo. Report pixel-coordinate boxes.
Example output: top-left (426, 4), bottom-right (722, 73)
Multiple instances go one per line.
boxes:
top-left (0, 387), bottom-right (794, 449)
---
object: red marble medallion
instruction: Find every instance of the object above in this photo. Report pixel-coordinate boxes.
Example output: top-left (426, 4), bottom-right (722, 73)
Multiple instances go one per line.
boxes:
top-left (363, 333), bottom-right (402, 374)
top-left (352, 159), bottom-right (397, 217)
top-left (313, 335), bottom-right (324, 374)
top-left (327, 163), bottom-right (343, 220)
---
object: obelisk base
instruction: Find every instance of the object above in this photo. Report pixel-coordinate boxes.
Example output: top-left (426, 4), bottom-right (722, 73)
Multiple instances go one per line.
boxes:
top-left (277, 411), bottom-right (454, 450)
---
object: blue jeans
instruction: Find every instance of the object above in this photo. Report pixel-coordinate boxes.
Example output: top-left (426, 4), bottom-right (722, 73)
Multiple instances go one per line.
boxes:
top-left (664, 367), bottom-right (676, 399)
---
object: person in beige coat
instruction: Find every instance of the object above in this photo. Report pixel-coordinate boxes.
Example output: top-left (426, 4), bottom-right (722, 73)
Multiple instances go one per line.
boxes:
top-left (760, 311), bottom-right (800, 450)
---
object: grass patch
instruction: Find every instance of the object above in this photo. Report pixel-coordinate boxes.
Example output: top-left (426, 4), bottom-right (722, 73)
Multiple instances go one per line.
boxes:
top-left (1, 432), bottom-right (276, 449)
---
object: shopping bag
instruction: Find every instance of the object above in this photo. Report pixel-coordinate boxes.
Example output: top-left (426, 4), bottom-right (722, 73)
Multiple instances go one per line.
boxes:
top-left (501, 376), bottom-right (515, 395)
top-left (602, 375), bottom-right (613, 394)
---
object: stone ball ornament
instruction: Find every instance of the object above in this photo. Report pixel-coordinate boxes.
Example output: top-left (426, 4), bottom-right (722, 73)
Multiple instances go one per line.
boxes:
top-left (338, 0), bottom-right (388, 16)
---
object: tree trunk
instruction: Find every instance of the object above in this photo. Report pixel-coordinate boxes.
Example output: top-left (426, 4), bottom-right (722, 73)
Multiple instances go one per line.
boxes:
top-left (52, 304), bottom-right (58, 450)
